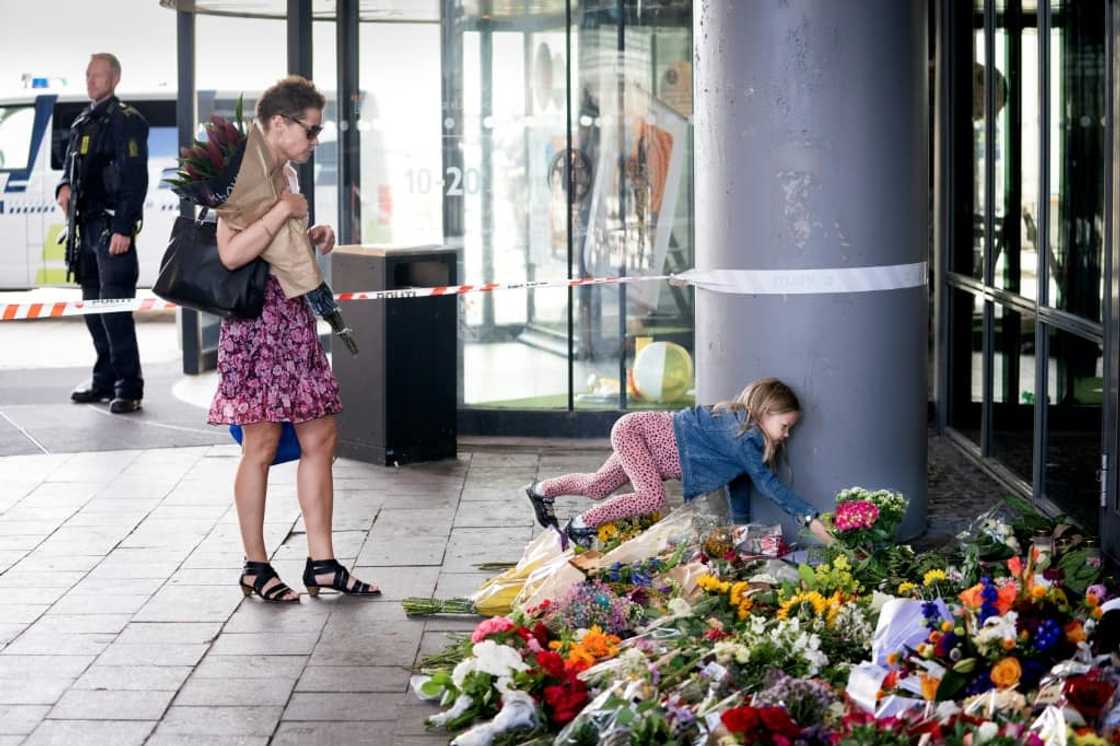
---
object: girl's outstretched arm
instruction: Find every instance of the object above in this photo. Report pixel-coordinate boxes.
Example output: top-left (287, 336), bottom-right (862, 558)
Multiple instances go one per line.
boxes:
top-left (739, 434), bottom-right (818, 527)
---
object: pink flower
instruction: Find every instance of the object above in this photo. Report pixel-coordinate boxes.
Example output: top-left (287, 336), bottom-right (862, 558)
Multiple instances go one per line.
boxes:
top-left (471, 616), bottom-right (516, 643)
top-left (834, 500), bottom-right (879, 532)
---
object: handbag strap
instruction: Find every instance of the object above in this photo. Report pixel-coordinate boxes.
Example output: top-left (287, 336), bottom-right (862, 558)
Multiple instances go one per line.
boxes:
top-left (198, 206), bottom-right (210, 224)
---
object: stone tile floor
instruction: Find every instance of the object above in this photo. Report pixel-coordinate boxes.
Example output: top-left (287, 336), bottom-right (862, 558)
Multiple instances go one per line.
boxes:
top-left (0, 433), bottom-right (1008, 745)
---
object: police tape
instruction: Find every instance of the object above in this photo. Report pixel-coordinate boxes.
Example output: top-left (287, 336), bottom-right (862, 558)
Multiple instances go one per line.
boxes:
top-left (0, 261), bottom-right (928, 321)
top-left (0, 274), bottom-right (671, 320)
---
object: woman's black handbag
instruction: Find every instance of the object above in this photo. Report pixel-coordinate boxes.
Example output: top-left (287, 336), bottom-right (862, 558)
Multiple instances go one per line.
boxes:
top-left (153, 211), bottom-right (269, 319)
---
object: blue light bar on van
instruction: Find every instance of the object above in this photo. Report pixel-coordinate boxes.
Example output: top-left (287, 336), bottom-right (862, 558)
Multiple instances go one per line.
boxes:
top-left (31, 78), bottom-right (48, 89)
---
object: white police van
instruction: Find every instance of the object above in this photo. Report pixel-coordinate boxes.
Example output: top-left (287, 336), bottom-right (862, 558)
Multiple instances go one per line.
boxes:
top-left (0, 86), bottom-right (340, 290)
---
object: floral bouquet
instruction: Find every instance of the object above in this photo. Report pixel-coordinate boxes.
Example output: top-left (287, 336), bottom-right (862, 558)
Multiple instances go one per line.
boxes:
top-left (165, 100), bottom-right (247, 208)
top-left (827, 487), bottom-right (908, 550)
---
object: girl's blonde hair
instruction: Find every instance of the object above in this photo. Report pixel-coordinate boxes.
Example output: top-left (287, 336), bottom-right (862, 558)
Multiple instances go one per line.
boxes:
top-left (713, 377), bottom-right (800, 466)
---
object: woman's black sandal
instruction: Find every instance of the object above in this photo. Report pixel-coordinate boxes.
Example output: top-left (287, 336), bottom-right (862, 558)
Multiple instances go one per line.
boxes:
top-left (239, 561), bottom-right (300, 603)
top-left (303, 558), bottom-right (381, 597)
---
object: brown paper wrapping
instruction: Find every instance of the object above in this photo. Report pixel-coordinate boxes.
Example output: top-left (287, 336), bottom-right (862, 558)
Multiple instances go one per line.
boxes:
top-left (215, 122), bottom-right (321, 298)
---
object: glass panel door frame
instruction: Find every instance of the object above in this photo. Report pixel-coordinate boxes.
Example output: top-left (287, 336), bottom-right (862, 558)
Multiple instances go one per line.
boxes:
top-left (938, 0), bottom-right (1115, 541)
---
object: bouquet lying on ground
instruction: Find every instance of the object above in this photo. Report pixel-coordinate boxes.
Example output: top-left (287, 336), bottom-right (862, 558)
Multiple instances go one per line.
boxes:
top-left (826, 486), bottom-right (908, 551)
top-left (166, 97), bottom-right (358, 354)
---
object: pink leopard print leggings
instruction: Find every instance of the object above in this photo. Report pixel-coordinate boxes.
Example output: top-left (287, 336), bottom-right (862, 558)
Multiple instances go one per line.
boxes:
top-left (538, 411), bottom-right (681, 527)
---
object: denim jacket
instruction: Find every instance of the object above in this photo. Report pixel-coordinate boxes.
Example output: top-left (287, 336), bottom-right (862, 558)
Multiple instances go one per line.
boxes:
top-left (671, 406), bottom-right (818, 524)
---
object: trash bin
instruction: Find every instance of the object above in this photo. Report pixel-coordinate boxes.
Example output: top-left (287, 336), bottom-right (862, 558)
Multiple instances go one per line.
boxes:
top-left (331, 245), bottom-right (458, 466)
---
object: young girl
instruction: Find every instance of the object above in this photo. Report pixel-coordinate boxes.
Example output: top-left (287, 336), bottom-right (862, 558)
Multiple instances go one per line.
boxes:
top-left (525, 378), bottom-right (834, 548)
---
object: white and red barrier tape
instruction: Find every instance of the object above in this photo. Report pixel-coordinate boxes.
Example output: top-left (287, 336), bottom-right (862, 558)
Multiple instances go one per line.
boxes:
top-left (0, 274), bottom-right (671, 320)
top-left (0, 261), bottom-right (929, 320)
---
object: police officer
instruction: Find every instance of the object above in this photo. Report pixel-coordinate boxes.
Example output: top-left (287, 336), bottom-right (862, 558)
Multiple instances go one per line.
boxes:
top-left (56, 53), bottom-right (148, 414)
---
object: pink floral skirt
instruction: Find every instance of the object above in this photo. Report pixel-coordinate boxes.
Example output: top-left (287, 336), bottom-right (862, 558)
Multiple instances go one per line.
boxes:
top-left (208, 275), bottom-right (343, 425)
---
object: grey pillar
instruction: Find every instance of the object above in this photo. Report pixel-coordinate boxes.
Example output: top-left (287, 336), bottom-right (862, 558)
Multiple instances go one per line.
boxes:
top-left (694, 0), bottom-right (929, 539)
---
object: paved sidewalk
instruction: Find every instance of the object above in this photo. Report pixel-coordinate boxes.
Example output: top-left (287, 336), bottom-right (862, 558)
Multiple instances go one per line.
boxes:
top-left (0, 434), bottom-right (1006, 745)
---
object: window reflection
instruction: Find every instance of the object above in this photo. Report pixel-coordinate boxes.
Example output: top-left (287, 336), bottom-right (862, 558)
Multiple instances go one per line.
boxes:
top-left (1044, 326), bottom-right (1103, 530)
top-left (992, 2), bottom-right (1040, 298)
top-left (1047, 0), bottom-right (1105, 321)
top-left (991, 305), bottom-right (1035, 481)
top-left (948, 288), bottom-right (984, 446)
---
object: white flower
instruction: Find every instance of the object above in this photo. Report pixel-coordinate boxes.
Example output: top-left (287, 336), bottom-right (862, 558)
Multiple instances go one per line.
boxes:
top-left (712, 641), bottom-right (750, 664)
top-left (974, 612), bottom-right (1018, 656)
top-left (451, 640), bottom-right (529, 689)
top-left (667, 598), bottom-right (692, 617)
top-left (975, 721), bottom-right (1000, 744)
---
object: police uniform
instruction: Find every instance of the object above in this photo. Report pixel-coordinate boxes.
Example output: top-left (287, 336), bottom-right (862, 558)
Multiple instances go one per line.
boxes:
top-left (56, 95), bottom-right (148, 409)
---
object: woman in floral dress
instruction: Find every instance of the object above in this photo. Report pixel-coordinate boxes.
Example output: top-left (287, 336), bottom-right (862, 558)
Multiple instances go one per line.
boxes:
top-left (208, 76), bottom-right (378, 602)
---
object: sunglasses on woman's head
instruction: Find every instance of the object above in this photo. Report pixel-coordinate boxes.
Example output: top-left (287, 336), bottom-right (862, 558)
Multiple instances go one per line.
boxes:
top-left (283, 114), bottom-right (323, 140)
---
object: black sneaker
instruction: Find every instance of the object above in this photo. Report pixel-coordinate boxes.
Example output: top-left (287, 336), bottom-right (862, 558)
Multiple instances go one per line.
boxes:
top-left (523, 481), bottom-right (558, 529)
top-left (562, 518), bottom-right (596, 551)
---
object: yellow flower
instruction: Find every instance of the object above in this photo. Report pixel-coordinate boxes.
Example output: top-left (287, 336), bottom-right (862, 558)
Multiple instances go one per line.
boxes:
top-left (990, 657), bottom-right (1022, 689)
top-left (832, 555), bottom-right (849, 570)
top-left (597, 523), bottom-right (620, 543)
top-left (897, 581), bottom-right (918, 595)
top-left (729, 581), bottom-right (749, 607)
top-left (1073, 732), bottom-right (1109, 746)
top-left (736, 598), bottom-right (754, 620)
top-left (923, 569), bottom-right (949, 587)
top-left (697, 574), bottom-right (722, 592)
top-left (777, 591), bottom-right (828, 620)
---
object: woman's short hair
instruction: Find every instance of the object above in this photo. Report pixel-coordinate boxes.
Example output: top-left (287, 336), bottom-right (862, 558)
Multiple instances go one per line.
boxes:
top-left (257, 75), bottom-right (326, 128)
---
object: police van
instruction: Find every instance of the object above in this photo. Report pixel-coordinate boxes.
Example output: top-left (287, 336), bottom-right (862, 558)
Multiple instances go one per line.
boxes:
top-left (0, 86), bottom-right (341, 290)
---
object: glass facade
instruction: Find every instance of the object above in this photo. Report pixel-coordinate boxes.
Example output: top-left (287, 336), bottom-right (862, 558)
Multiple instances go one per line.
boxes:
top-left (444, 1), bottom-right (695, 414)
top-left (943, 0), bottom-right (1110, 534)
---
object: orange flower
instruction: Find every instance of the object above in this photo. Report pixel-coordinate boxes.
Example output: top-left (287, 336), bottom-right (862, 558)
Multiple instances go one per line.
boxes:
top-left (994, 582), bottom-right (1018, 614)
top-left (1001, 638), bottom-right (1016, 651)
top-left (920, 673), bottom-right (940, 701)
top-left (1086, 593), bottom-right (1101, 608)
top-left (1007, 556), bottom-right (1024, 577)
top-left (1029, 584), bottom-right (1047, 600)
top-left (1065, 621), bottom-right (1087, 644)
top-left (959, 583), bottom-right (984, 608)
top-left (990, 657), bottom-right (1022, 689)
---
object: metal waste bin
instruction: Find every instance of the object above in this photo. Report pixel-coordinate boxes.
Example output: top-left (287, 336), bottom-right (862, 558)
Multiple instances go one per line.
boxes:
top-left (331, 245), bottom-right (458, 465)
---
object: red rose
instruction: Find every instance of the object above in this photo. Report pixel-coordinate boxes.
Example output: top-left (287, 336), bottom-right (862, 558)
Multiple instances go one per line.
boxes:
top-left (758, 706), bottom-right (800, 737)
top-left (721, 705), bottom-right (760, 734)
top-left (535, 651), bottom-right (566, 679)
top-left (531, 622), bottom-right (550, 645)
top-left (543, 680), bottom-right (588, 725)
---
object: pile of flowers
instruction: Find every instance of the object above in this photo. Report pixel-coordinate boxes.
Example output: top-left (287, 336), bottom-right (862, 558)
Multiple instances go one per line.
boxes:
top-left (407, 490), bottom-right (1117, 746)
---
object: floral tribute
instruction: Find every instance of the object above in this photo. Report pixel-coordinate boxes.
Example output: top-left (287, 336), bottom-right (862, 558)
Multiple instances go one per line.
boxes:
top-left (406, 491), bottom-right (1119, 746)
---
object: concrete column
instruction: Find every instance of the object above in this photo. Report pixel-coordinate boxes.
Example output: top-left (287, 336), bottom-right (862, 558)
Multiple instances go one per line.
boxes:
top-left (694, 0), bottom-right (929, 538)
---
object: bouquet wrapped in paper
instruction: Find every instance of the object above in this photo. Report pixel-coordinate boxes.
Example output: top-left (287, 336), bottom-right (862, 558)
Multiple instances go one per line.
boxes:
top-left (166, 99), bottom-right (357, 354)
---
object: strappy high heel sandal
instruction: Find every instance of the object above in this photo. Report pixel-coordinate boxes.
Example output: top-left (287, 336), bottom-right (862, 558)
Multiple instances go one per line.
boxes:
top-left (303, 558), bottom-right (381, 597)
top-left (239, 560), bottom-right (300, 603)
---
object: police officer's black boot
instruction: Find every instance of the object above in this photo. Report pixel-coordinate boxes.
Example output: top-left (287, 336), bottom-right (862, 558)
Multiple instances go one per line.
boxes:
top-left (71, 383), bottom-right (113, 404)
top-left (109, 397), bottom-right (142, 414)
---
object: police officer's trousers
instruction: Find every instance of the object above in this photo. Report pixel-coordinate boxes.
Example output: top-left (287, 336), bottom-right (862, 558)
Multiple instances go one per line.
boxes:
top-left (78, 215), bottom-right (143, 400)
